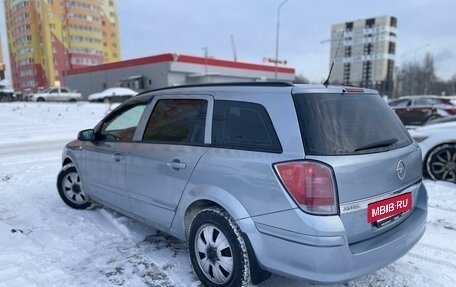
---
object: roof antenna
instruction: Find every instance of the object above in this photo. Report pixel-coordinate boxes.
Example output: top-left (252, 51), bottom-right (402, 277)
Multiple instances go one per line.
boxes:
top-left (323, 31), bottom-right (344, 87)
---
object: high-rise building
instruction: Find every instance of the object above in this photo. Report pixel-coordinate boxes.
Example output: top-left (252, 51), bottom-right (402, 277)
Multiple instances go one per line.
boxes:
top-left (4, 0), bottom-right (121, 92)
top-left (328, 16), bottom-right (397, 95)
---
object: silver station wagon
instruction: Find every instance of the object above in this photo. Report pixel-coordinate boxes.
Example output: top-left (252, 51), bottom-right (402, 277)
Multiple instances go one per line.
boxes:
top-left (57, 83), bottom-right (428, 286)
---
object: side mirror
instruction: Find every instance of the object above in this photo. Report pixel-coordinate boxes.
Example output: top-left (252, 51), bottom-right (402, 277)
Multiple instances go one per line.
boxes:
top-left (77, 129), bottom-right (96, 141)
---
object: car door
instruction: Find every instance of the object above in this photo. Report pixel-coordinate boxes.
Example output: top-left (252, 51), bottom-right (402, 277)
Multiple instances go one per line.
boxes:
top-left (48, 88), bottom-right (59, 101)
top-left (410, 98), bottom-right (432, 124)
top-left (81, 102), bottom-right (147, 213)
top-left (60, 88), bottom-right (70, 101)
top-left (390, 99), bottom-right (411, 124)
top-left (126, 95), bottom-right (212, 228)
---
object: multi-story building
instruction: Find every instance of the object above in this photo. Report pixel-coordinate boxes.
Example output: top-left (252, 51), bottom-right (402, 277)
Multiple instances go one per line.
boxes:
top-left (4, 0), bottom-right (121, 92)
top-left (328, 16), bottom-right (397, 95)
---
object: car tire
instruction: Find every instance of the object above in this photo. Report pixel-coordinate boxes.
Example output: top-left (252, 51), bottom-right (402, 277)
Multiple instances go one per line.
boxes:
top-left (69, 99), bottom-right (77, 103)
top-left (37, 97), bottom-right (45, 102)
top-left (0, 95), bottom-right (12, 102)
top-left (188, 208), bottom-right (250, 287)
top-left (57, 164), bottom-right (92, 209)
top-left (425, 144), bottom-right (456, 183)
top-left (425, 115), bottom-right (441, 124)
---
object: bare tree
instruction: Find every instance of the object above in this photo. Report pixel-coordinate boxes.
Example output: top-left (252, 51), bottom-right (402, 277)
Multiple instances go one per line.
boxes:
top-left (397, 52), bottom-right (436, 96)
top-left (421, 53), bottom-right (436, 94)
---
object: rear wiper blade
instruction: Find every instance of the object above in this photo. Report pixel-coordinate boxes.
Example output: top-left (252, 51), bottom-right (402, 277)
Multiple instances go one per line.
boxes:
top-left (354, 138), bottom-right (398, 152)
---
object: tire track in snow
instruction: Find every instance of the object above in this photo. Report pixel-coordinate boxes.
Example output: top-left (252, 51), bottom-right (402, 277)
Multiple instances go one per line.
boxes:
top-left (82, 208), bottom-right (179, 287)
top-left (101, 244), bottom-right (177, 287)
top-left (408, 243), bottom-right (456, 270)
top-left (428, 204), bottom-right (456, 213)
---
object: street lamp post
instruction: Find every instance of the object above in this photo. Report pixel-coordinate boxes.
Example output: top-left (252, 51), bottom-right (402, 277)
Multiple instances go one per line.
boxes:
top-left (202, 46), bottom-right (208, 83)
top-left (274, 0), bottom-right (289, 80)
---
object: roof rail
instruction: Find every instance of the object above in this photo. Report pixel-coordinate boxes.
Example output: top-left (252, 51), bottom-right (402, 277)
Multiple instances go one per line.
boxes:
top-left (146, 82), bottom-right (294, 93)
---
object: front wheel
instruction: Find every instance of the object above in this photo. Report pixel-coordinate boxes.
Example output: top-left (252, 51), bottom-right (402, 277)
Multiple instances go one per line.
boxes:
top-left (188, 208), bottom-right (250, 287)
top-left (426, 144), bottom-right (456, 183)
top-left (57, 164), bottom-right (92, 209)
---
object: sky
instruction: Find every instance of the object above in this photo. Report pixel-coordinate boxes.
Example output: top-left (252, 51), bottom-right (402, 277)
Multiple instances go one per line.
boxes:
top-left (1, 0), bottom-right (456, 83)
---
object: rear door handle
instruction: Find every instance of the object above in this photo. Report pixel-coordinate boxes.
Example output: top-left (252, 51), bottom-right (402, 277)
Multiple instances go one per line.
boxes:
top-left (166, 159), bottom-right (186, 170)
top-left (112, 153), bottom-right (125, 162)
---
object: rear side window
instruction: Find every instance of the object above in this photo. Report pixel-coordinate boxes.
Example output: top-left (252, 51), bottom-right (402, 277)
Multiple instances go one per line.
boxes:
top-left (143, 99), bottom-right (207, 144)
top-left (212, 100), bottom-right (282, 153)
top-left (293, 93), bottom-right (412, 155)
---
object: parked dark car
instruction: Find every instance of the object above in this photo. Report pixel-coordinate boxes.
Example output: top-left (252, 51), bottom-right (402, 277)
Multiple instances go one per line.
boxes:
top-left (389, 96), bottom-right (456, 126)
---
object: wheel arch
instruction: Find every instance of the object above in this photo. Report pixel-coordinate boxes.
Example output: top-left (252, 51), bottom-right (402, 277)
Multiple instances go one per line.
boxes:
top-left (178, 187), bottom-right (271, 285)
top-left (62, 157), bottom-right (73, 167)
top-left (172, 185), bottom-right (252, 241)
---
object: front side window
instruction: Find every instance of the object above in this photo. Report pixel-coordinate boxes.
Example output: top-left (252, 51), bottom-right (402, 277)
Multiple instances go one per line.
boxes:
top-left (100, 104), bottom-right (146, 141)
top-left (143, 99), bottom-right (207, 144)
top-left (212, 100), bottom-right (282, 153)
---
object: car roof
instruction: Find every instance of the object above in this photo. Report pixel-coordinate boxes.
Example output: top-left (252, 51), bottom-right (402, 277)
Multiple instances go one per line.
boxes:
top-left (400, 95), bottom-right (441, 99)
top-left (139, 82), bottom-right (378, 97)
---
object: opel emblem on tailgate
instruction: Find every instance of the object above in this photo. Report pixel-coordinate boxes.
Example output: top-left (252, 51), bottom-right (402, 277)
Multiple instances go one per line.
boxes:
top-left (396, 160), bottom-right (406, 180)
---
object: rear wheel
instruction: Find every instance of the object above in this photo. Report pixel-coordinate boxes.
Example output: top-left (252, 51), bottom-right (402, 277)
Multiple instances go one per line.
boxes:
top-left (426, 144), bottom-right (456, 183)
top-left (188, 208), bottom-right (250, 287)
top-left (0, 94), bottom-right (12, 102)
top-left (57, 164), bottom-right (92, 209)
top-left (69, 98), bottom-right (77, 102)
top-left (425, 115), bottom-right (441, 124)
top-left (37, 97), bottom-right (45, 102)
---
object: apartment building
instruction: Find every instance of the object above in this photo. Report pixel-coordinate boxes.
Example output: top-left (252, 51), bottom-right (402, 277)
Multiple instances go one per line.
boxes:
top-left (4, 0), bottom-right (121, 92)
top-left (329, 16), bottom-right (397, 95)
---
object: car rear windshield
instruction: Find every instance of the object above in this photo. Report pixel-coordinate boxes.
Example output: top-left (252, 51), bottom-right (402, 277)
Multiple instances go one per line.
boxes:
top-left (293, 93), bottom-right (412, 155)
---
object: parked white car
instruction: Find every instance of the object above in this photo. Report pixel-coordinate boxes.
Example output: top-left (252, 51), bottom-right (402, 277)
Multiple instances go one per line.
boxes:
top-left (409, 121), bottom-right (456, 183)
top-left (29, 87), bottom-right (82, 102)
top-left (88, 87), bottom-right (138, 103)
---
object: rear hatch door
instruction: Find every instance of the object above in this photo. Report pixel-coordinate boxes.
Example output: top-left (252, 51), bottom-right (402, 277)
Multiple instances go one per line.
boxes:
top-left (293, 90), bottom-right (422, 243)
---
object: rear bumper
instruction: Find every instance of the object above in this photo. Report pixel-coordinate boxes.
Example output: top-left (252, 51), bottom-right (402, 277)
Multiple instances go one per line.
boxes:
top-left (238, 184), bottom-right (427, 284)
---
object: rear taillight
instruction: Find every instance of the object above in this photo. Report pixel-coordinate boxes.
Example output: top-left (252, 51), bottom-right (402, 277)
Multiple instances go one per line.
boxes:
top-left (274, 161), bottom-right (338, 215)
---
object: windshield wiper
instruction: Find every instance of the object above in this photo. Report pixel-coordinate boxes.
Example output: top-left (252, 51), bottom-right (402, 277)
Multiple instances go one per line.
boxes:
top-left (354, 138), bottom-right (398, 152)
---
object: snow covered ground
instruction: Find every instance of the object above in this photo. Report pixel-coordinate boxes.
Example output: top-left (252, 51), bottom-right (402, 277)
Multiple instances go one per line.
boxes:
top-left (0, 102), bottom-right (455, 287)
